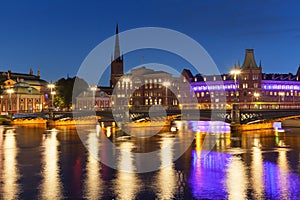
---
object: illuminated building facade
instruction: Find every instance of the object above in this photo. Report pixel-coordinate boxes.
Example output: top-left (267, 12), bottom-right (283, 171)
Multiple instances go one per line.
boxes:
top-left (191, 49), bottom-right (300, 109)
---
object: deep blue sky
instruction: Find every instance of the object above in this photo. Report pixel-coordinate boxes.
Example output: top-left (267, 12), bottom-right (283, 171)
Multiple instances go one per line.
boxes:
top-left (0, 0), bottom-right (300, 85)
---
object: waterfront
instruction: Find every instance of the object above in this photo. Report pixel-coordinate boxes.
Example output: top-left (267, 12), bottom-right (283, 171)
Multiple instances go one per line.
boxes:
top-left (1, 123), bottom-right (300, 199)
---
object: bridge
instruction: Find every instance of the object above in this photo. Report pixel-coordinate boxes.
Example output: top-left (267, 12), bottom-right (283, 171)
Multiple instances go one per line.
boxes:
top-left (11, 108), bottom-right (300, 125)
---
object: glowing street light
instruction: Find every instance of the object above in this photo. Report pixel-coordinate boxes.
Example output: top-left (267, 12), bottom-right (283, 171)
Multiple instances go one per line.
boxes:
top-left (48, 82), bottom-right (55, 108)
top-left (163, 81), bottom-right (171, 106)
top-left (90, 85), bottom-right (98, 109)
top-left (230, 69), bottom-right (241, 103)
top-left (253, 92), bottom-right (260, 100)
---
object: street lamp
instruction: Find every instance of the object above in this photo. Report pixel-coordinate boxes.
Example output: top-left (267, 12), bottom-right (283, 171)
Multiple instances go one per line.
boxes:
top-left (123, 77), bottom-right (130, 106)
top-left (48, 82), bottom-right (55, 108)
top-left (90, 85), bottom-right (97, 109)
top-left (7, 88), bottom-right (14, 112)
top-left (51, 91), bottom-right (56, 110)
top-left (253, 92), bottom-right (260, 101)
top-left (230, 69), bottom-right (241, 124)
top-left (230, 69), bottom-right (241, 103)
top-left (163, 81), bottom-right (171, 106)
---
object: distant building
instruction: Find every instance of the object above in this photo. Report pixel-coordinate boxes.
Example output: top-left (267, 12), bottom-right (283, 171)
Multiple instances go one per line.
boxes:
top-left (191, 49), bottom-right (300, 109)
top-left (77, 24), bottom-right (300, 111)
top-left (0, 69), bottom-right (47, 113)
top-left (76, 86), bottom-right (111, 110)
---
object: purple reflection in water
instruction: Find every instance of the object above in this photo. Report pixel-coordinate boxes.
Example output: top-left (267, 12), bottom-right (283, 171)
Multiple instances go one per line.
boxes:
top-left (189, 121), bottom-right (230, 133)
top-left (189, 151), bottom-right (231, 199)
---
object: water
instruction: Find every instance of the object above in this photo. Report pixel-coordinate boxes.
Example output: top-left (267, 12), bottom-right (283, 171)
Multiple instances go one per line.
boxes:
top-left (1, 122), bottom-right (300, 199)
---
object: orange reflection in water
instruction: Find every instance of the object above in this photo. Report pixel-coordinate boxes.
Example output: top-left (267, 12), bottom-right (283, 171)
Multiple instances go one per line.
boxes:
top-left (84, 132), bottom-right (102, 199)
top-left (156, 137), bottom-right (176, 200)
top-left (226, 156), bottom-right (249, 200)
top-left (2, 128), bottom-right (20, 200)
top-left (115, 142), bottom-right (140, 200)
top-left (39, 129), bottom-right (62, 200)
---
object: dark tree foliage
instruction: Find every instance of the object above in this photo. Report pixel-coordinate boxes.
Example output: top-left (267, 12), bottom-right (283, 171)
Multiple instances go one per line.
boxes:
top-left (55, 76), bottom-right (88, 108)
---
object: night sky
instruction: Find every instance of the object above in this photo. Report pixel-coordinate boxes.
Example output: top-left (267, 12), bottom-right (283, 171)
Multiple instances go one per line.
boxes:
top-left (0, 0), bottom-right (300, 85)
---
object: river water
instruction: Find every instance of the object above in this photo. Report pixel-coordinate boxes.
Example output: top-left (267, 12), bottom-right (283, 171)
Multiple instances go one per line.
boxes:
top-left (1, 121), bottom-right (300, 199)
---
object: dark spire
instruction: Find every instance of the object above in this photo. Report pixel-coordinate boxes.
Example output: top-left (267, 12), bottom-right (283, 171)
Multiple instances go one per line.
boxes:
top-left (114, 23), bottom-right (120, 60)
top-left (259, 60), bottom-right (262, 68)
top-left (241, 49), bottom-right (259, 69)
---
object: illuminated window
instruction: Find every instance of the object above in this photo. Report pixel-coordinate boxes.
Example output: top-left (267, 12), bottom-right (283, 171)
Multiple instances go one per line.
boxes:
top-left (274, 92), bottom-right (277, 96)
top-left (201, 92), bottom-right (204, 97)
top-left (243, 83), bottom-right (248, 88)
top-left (213, 76), bottom-right (216, 81)
top-left (254, 83), bottom-right (258, 88)
top-left (270, 91), bottom-right (273, 96)
top-left (244, 75), bottom-right (248, 80)
top-left (253, 74), bottom-right (259, 80)
top-left (286, 92), bottom-right (289, 96)
top-left (204, 77), bottom-right (206, 81)
top-left (223, 76), bottom-right (226, 81)
top-left (197, 92), bottom-right (200, 97)
top-left (145, 99), bottom-right (148, 105)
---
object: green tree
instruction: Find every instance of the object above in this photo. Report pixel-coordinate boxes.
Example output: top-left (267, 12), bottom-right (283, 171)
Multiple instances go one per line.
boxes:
top-left (55, 76), bottom-right (89, 109)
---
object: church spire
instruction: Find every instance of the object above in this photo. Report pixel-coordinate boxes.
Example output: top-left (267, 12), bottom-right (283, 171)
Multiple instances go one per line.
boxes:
top-left (114, 23), bottom-right (121, 60)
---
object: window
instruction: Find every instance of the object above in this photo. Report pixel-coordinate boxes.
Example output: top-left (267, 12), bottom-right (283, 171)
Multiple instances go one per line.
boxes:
top-left (254, 83), bottom-right (258, 88)
top-left (213, 76), bottom-right (216, 81)
top-left (145, 99), bottom-right (148, 105)
top-left (243, 83), bottom-right (248, 88)
top-left (223, 76), bottom-right (226, 81)
top-left (201, 92), bottom-right (204, 97)
top-left (253, 74), bottom-right (259, 80)
top-left (244, 75), bottom-right (248, 80)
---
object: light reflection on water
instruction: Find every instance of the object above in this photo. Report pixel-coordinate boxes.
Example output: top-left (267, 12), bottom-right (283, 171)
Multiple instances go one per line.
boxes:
top-left (39, 128), bottom-right (62, 200)
top-left (1, 127), bottom-right (20, 200)
top-left (1, 123), bottom-right (300, 199)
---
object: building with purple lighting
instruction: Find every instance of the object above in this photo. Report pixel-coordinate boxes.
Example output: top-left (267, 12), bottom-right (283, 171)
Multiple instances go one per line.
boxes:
top-left (189, 49), bottom-right (300, 110)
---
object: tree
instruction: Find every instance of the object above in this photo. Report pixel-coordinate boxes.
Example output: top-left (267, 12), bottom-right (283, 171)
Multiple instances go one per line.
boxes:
top-left (55, 76), bottom-right (89, 109)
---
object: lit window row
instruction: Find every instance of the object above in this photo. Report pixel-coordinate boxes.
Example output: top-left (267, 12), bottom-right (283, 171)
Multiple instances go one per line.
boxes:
top-left (192, 84), bottom-right (237, 91)
top-left (263, 84), bottom-right (300, 90)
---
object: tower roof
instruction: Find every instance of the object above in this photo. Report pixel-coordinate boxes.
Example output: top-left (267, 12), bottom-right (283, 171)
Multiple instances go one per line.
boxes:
top-left (114, 23), bottom-right (120, 60)
top-left (241, 49), bottom-right (259, 70)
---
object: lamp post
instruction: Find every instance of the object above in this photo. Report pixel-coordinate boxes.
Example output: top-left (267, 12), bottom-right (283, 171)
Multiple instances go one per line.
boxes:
top-left (123, 77), bottom-right (130, 107)
top-left (7, 88), bottom-right (14, 114)
top-left (48, 82), bottom-right (55, 109)
top-left (90, 85), bottom-right (97, 110)
top-left (253, 92), bottom-right (260, 101)
top-left (51, 91), bottom-right (56, 110)
top-left (230, 69), bottom-right (241, 103)
top-left (230, 69), bottom-right (241, 125)
top-left (163, 81), bottom-right (171, 107)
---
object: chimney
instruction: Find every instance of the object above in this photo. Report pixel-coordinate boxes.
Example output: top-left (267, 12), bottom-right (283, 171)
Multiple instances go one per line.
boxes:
top-left (37, 70), bottom-right (40, 78)
top-left (30, 68), bottom-right (33, 75)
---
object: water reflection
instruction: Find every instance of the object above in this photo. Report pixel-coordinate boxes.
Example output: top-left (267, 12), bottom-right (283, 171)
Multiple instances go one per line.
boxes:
top-left (277, 149), bottom-right (290, 199)
top-left (156, 137), bottom-right (176, 199)
top-left (1, 127), bottom-right (20, 200)
top-left (115, 141), bottom-right (140, 200)
top-left (84, 131), bottom-right (102, 199)
top-left (251, 145), bottom-right (264, 199)
top-left (226, 156), bottom-right (249, 200)
top-left (39, 129), bottom-right (62, 200)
